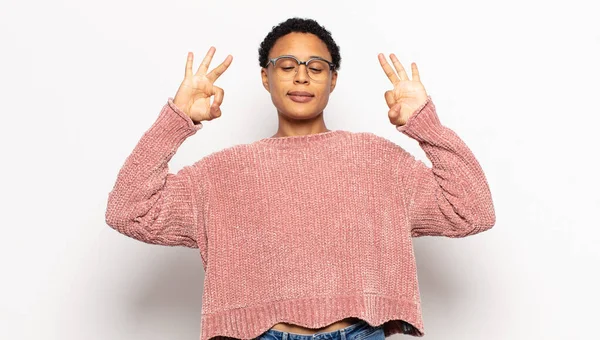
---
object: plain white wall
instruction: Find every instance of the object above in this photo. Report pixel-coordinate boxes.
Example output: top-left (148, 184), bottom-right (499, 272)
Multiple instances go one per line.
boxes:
top-left (1, 0), bottom-right (598, 339)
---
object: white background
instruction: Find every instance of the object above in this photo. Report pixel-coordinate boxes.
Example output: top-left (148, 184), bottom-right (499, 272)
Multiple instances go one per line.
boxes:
top-left (1, 0), bottom-right (598, 339)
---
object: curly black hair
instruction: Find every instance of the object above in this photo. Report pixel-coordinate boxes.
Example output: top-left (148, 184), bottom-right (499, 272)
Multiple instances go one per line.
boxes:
top-left (258, 17), bottom-right (341, 71)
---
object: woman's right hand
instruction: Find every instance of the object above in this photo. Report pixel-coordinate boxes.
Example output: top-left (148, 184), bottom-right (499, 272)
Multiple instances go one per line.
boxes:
top-left (173, 47), bottom-right (233, 124)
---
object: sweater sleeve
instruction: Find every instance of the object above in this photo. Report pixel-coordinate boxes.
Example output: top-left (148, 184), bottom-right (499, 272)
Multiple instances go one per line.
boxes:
top-left (396, 96), bottom-right (496, 238)
top-left (105, 97), bottom-right (207, 253)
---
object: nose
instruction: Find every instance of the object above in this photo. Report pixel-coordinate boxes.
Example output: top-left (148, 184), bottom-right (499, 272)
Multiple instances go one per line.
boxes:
top-left (293, 64), bottom-right (310, 84)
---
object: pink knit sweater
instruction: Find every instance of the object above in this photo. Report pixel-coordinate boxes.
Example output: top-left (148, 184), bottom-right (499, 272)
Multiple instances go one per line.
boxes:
top-left (105, 96), bottom-right (495, 340)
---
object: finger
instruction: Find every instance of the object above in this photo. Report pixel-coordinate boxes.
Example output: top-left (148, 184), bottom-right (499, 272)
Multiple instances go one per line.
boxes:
top-left (211, 86), bottom-right (224, 108)
top-left (384, 90), bottom-right (395, 108)
top-left (390, 54), bottom-right (409, 81)
top-left (185, 52), bottom-right (194, 78)
top-left (207, 54), bottom-right (233, 83)
top-left (411, 62), bottom-right (420, 82)
top-left (210, 87), bottom-right (223, 119)
top-left (210, 105), bottom-right (222, 119)
top-left (378, 53), bottom-right (400, 85)
top-left (196, 46), bottom-right (216, 76)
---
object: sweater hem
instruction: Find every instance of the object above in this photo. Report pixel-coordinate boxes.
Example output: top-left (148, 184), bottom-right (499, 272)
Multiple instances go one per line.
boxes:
top-left (200, 294), bottom-right (424, 340)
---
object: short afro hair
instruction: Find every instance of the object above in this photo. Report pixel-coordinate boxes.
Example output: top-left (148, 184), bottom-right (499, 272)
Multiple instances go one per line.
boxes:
top-left (258, 17), bottom-right (341, 71)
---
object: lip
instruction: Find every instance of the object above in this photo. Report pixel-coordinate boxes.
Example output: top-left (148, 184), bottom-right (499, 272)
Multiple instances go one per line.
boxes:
top-left (288, 91), bottom-right (314, 97)
top-left (287, 91), bottom-right (314, 103)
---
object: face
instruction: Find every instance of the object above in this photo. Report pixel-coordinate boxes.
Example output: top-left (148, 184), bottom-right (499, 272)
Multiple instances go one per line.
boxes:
top-left (261, 32), bottom-right (338, 120)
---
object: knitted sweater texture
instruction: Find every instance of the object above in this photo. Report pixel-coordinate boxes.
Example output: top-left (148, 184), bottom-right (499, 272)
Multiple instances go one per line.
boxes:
top-left (105, 96), bottom-right (496, 340)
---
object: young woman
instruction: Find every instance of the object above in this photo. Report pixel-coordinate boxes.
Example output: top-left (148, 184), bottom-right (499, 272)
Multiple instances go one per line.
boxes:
top-left (106, 18), bottom-right (495, 340)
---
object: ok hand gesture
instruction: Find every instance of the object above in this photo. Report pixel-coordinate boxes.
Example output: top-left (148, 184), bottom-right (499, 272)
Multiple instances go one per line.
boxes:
top-left (173, 47), bottom-right (233, 124)
top-left (378, 53), bottom-right (429, 127)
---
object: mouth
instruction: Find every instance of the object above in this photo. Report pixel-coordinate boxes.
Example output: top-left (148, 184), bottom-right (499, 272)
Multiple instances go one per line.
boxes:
top-left (287, 91), bottom-right (315, 103)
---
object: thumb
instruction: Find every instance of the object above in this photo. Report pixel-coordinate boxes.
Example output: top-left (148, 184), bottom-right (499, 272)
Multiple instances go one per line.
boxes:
top-left (388, 102), bottom-right (402, 122)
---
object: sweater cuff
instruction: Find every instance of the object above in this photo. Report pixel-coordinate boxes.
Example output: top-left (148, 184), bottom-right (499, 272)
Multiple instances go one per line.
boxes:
top-left (167, 97), bottom-right (204, 130)
top-left (140, 98), bottom-right (203, 152)
top-left (396, 96), bottom-right (446, 142)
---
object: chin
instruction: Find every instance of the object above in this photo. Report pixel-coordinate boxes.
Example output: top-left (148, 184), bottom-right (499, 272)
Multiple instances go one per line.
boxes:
top-left (284, 100), bottom-right (325, 116)
top-left (282, 106), bottom-right (323, 119)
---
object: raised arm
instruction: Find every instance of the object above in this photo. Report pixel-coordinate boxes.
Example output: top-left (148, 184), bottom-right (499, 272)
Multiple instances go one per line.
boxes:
top-left (104, 99), bottom-right (204, 247)
top-left (379, 53), bottom-right (495, 237)
top-left (105, 47), bottom-right (232, 264)
top-left (396, 97), bottom-right (496, 237)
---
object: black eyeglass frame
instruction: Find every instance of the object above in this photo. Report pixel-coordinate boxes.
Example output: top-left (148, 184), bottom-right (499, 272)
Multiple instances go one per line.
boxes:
top-left (263, 55), bottom-right (337, 72)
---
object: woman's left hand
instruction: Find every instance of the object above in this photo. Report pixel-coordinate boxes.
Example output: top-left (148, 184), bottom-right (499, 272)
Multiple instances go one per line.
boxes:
top-left (378, 53), bottom-right (429, 127)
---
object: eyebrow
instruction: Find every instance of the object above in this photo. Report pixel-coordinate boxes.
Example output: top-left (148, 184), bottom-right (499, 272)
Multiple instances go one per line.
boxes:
top-left (279, 55), bottom-right (326, 59)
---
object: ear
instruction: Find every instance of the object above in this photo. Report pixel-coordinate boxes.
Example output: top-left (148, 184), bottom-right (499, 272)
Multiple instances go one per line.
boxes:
top-left (329, 71), bottom-right (338, 93)
top-left (261, 68), bottom-right (270, 93)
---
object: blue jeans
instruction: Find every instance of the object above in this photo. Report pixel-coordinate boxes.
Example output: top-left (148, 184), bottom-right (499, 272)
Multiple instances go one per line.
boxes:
top-left (255, 319), bottom-right (385, 340)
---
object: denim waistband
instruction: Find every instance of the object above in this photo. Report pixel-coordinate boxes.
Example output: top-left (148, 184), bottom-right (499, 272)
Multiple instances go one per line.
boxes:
top-left (261, 319), bottom-right (371, 340)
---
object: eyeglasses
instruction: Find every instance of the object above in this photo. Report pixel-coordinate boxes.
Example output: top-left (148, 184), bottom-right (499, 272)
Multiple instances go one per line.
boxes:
top-left (264, 55), bottom-right (336, 82)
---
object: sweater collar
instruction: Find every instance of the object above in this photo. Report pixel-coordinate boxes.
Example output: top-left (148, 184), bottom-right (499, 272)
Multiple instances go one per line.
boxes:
top-left (256, 129), bottom-right (348, 148)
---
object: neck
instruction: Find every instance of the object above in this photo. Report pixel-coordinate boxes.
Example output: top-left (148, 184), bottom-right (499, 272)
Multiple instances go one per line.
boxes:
top-left (271, 110), bottom-right (328, 138)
